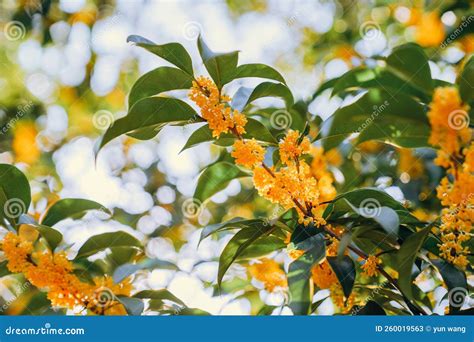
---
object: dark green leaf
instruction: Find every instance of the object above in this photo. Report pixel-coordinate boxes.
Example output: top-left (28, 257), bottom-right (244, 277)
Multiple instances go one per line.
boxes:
top-left (327, 256), bottom-right (355, 298)
top-left (0, 164), bottom-right (31, 226)
top-left (288, 234), bottom-right (325, 315)
top-left (41, 198), bottom-right (110, 227)
top-left (232, 63), bottom-right (286, 84)
top-left (194, 162), bottom-right (250, 203)
top-left (128, 67), bottom-right (193, 108)
top-left (458, 55), bottom-right (474, 103)
top-left (218, 224), bottom-right (275, 285)
top-left (197, 35), bottom-right (238, 90)
top-left (127, 35), bottom-right (193, 75)
top-left (231, 82), bottom-right (294, 112)
top-left (75, 231), bottom-right (142, 259)
top-left (235, 236), bottom-right (286, 260)
top-left (117, 296), bottom-right (145, 316)
top-left (431, 259), bottom-right (467, 314)
top-left (134, 289), bottom-right (185, 307)
top-left (0, 260), bottom-right (11, 277)
top-left (98, 97), bottom-right (198, 151)
top-left (354, 300), bottom-right (386, 315)
top-left (200, 218), bottom-right (266, 243)
top-left (31, 224), bottom-right (63, 250)
top-left (396, 225), bottom-right (431, 300)
top-left (386, 43), bottom-right (433, 94)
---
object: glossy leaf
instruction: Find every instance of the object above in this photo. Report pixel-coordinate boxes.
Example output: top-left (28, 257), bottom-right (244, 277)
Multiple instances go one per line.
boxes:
top-left (231, 82), bottom-right (294, 112)
top-left (127, 35), bottom-right (193, 75)
top-left (458, 55), bottom-right (474, 103)
top-left (431, 259), bottom-right (467, 314)
top-left (386, 43), bottom-right (433, 94)
top-left (322, 89), bottom-right (430, 150)
top-left (194, 162), bottom-right (250, 203)
top-left (31, 224), bottom-right (63, 250)
top-left (128, 67), bottom-right (193, 108)
top-left (98, 97), bottom-right (197, 151)
top-left (197, 35), bottom-right (238, 90)
top-left (396, 225), bottom-right (431, 300)
top-left (75, 231), bottom-right (142, 259)
top-left (288, 234), bottom-right (325, 315)
top-left (134, 289), bottom-right (185, 307)
top-left (354, 300), bottom-right (386, 315)
top-left (0, 164), bottom-right (31, 226)
top-left (41, 198), bottom-right (110, 227)
top-left (217, 224), bottom-right (275, 286)
top-left (232, 63), bottom-right (286, 84)
top-left (200, 218), bottom-right (266, 243)
top-left (327, 256), bottom-right (356, 298)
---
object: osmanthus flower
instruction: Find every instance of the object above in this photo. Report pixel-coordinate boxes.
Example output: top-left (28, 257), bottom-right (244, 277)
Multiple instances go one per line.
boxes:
top-left (247, 258), bottom-right (287, 293)
top-left (427, 87), bottom-right (473, 268)
top-left (427, 87), bottom-right (471, 167)
top-left (361, 255), bottom-right (381, 277)
top-left (398, 148), bottom-right (424, 180)
top-left (189, 76), bottom-right (247, 138)
top-left (231, 139), bottom-right (266, 169)
top-left (278, 130), bottom-right (311, 165)
top-left (1, 231), bottom-right (131, 314)
top-left (12, 121), bottom-right (41, 164)
top-left (413, 11), bottom-right (445, 48)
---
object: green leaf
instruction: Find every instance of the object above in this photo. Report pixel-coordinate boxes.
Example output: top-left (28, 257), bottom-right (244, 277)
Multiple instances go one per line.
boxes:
top-left (344, 199), bottom-right (400, 235)
top-left (232, 63), bottom-right (286, 84)
top-left (0, 260), bottom-right (11, 277)
top-left (176, 307), bottom-right (211, 315)
top-left (322, 89), bottom-right (430, 150)
top-left (457, 55), bottom-right (474, 103)
top-left (117, 296), bottom-right (145, 316)
top-left (217, 224), bottom-right (276, 286)
top-left (0, 164), bottom-right (31, 226)
top-left (181, 118), bottom-right (277, 152)
top-left (231, 82), bottom-right (294, 112)
top-left (200, 218), bottom-right (266, 243)
top-left (41, 198), bottom-right (110, 227)
top-left (128, 67), bottom-right (193, 108)
top-left (235, 236), bottom-right (286, 260)
top-left (288, 234), bottom-right (326, 315)
top-left (75, 231), bottom-right (142, 259)
top-left (113, 258), bottom-right (178, 283)
top-left (327, 256), bottom-right (355, 298)
top-left (194, 162), bottom-right (250, 203)
top-left (31, 224), bottom-right (63, 250)
top-left (98, 97), bottom-right (198, 151)
top-left (127, 35), bottom-right (193, 75)
top-left (134, 289), bottom-right (185, 307)
top-left (386, 43), bottom-right (433, 94)
top-left (431, 259), bottom-right (467, 314)
top-left (396, 225), bottom-right (431, 300)
top-left (197, 35), bottom-right (238, 90)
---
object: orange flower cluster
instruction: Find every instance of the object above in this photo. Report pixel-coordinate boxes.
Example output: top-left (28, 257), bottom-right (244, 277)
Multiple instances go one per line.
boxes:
top-left (248, 258), bottom-right (287, 292)
top-left (428, 87), bottom-right (473, 268)
top-left (413, 12), bottom-right (445, 47)
top-left (1, 232), bottom-right (131, 314)
top-left (310, 147), bottom-right (338, 204)
top-left (189, 76), bottom-right (247, 138)
top-left (231, 139), bottom-right (266, 169)
top-left (361, 255), bottom-right (380, 277)
top-left (428, 87), bottom-right (471, 168)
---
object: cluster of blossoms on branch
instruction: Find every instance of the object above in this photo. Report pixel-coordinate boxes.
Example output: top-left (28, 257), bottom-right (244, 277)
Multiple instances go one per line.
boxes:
top-left (427, 86), bottom-right (473, 268)
top-left (1, 227), bottom-right (131, 315)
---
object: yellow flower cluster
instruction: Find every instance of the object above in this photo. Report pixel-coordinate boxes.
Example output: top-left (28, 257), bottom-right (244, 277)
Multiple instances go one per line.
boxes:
top-left (12, 122), bottom-right (41, 164)
top-left (428, 87), bottom-right (473, 268)
top-left (231, 139), bottom-right (266, 169)
top-left (310, 147), bottom-right (338, 204)
top-left (361, 255), bottom-right (380, 277)
top-left (279, 130), bottom-right (311, 165)
top-left (428, 87), bottom-right (471, 168)
top-left (189, 76), bottom-right (247, 138)
top-left (248, 258), bottom-right (287, 293)
top-left (1, 232), bottom-right (131, 314)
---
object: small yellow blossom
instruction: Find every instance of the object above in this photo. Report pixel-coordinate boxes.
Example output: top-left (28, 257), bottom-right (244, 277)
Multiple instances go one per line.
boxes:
top-left (279, 130), bottom-right (311, 165)
top-left (248, 258), bottom-right (287, 292)
top-left (12, 122), bottom-right (40, 164)
top-left (231, 139), bottom-right (265, 169)
top-left (414, 12), bottom-right (445, 47)
top-left (361, 255), bottom-right (380, 277)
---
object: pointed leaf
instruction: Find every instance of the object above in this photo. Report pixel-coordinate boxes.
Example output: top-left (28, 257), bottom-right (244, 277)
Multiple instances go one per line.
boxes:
top-left (41, 198), bottom-right (110, 227)
top-left (457, 55), bottom-right (474, 103)
top-left (231, 82), bottom-right (294, 112)
top-left (0, 164), bottom-right (31, 226)
top-left (113, 258), bottom-right (177, 283)
top-left (75, 231), bottom-right (142, 259)
top-left (232, 63), bottom-right (286, 84)
top-left (327, 256), bottom-right (356, 298)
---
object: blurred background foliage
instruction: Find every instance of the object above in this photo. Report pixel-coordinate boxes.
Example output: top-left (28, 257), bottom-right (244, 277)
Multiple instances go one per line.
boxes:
top-left (0, 0), bottom-right (472, 315)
